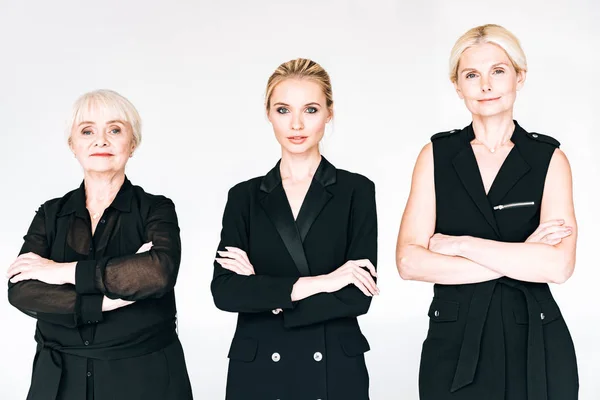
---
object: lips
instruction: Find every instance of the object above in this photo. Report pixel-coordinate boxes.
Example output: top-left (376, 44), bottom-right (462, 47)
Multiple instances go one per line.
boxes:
top-left (478, 97), bottom-right (501, 102)
top-left (287, 136), bottom-right (308, 144)
top-left (90, 153), bottom-right (114, 157)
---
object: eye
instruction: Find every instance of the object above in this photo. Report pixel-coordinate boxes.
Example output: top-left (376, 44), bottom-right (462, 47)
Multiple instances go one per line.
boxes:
top-left (276, 107), bottom-right (290, 114)
top-left (492, 68), bottom-right (505, 75)
top-left (305, 107), bottom-right (318, 114)
top-left (466, 72), bottom-right (477, 79)
top-left (109, 128), bottom-right (121, 134)
top-left (81, 129), bottom-right (93, 135)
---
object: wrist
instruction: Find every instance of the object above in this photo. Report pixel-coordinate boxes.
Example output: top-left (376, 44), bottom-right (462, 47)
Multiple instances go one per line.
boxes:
top-left (456, 236), bottom-right (472, 257)
top-left (61, 262), bottom-right (77, 285)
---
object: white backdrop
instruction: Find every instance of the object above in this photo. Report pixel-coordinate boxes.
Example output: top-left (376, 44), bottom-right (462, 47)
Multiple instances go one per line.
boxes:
top-left (1, 0), bottom-right (599, 398)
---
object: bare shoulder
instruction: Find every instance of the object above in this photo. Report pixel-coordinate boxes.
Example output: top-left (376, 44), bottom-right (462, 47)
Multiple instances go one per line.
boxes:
top-left (548, 148), bottom-right (572, 177)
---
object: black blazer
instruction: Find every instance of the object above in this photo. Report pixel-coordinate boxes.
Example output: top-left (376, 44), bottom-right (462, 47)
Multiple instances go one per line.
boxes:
top-left (8, 178), bottom-right (192, 400)
top-left (211, 157), bottom-right (377, 400)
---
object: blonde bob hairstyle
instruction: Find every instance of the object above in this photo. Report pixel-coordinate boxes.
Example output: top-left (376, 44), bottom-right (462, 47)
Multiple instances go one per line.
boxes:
top-left (449, 24), bottom-right (527, 83)
top-left (67, 89), bottom-right (142, 149)
top-left (265, 58), bottom-right (334, 115)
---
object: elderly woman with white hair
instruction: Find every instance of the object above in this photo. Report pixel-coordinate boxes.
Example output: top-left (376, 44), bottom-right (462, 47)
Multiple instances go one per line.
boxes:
top-left (7, 90), bottom-right (193, 400)
top-left (396, 25), bottom-right (579, 399)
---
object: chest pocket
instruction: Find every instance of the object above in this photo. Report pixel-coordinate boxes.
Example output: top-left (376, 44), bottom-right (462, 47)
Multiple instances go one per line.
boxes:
top-left (493, 200), bottom-right (540, 240)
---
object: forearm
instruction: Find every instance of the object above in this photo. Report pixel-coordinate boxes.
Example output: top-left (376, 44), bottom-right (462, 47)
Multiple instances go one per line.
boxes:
top-left (397, 244), bottom-right (502, 284)
top-left (290, 276), bottom-right (326, 301)
top-left (458, 237), bottom-right (572, 283)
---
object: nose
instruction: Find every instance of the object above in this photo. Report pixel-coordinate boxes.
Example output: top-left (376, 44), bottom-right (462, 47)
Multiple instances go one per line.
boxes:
top-left (480, 75), bottom-right (492, 92)
top-left (93, 131), bottom-right (109, 147)
top-left (291, 113), bottom-right (304, 131)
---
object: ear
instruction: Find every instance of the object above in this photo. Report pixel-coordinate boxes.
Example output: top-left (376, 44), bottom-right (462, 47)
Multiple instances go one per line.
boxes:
top-left (453, 80), bottom-right (465, 100)
top-left (327, 108), bottom-right (334, 123)
top-left (516, 70), bottom-right (527, 91)
top-left (68, 135), bottom-right (75, 154)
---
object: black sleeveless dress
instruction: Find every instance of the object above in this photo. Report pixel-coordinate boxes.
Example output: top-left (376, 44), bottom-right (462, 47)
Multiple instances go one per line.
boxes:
top-left (419, 121), bottom-right (578, 400)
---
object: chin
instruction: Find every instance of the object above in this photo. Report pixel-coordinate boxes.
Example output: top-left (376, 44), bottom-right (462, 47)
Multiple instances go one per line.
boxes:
top-left (282, 143), bottom-right (319, 155)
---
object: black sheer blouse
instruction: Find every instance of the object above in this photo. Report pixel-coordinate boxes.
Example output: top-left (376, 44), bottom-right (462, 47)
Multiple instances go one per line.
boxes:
top-left (8, 178), bottom-right (189, 400)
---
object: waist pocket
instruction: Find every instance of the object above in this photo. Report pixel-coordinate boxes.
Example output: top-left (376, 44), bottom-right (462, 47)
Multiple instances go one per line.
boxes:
top-left (513, 299), bottom-right (562, 325)
top-left (227, 337), bottom-right (258, 362)
top-left (339, 332), bottom-right (371, 356)
top-left (428, 298), bottom-right (459, 322)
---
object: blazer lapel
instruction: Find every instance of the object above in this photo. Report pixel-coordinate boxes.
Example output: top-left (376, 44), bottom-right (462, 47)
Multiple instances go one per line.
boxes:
top-left (486, 127), bottom-right (532, 207)
top-left (296, 157), bottom-right (336, 242)
top-left (259, 161), bottom-right (311, 276)
top-left (452, 127), bottom-right (501, 238)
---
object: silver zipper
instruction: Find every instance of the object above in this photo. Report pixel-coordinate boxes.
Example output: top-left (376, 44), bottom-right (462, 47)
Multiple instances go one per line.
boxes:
top-left (493, 201), bottom-right (535, 210)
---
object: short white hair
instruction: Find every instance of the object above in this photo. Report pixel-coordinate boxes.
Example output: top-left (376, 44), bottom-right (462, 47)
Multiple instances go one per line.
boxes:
top-left (449, 24), bottom-right (527, 83)
top-left (67, 89), bottom-right (142, 147)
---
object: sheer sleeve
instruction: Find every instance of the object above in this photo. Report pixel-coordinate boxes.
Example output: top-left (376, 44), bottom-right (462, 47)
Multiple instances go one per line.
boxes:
top-left (7, 204), bottom-right (90, 327)
top-left (74, 197), bottom-right (181, 301)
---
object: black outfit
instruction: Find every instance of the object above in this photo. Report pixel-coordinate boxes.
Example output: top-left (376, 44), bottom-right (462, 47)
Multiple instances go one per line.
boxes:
top-left (8, 178), bottom-right (193, 400)
top-left (211, 157), bottom-right (377, 400)
top-left (419, 122), bottom-right (578, 400)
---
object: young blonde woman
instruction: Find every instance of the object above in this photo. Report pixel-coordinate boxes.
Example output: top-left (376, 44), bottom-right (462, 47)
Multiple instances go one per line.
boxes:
top-left (212, 58), bottom-right (378, 400)
top-left (397, 25), bottom-right (578, 399)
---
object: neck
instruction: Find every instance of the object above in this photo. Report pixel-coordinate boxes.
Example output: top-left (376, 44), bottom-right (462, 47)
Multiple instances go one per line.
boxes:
top-left (83, 171), bottom-right (126, 206)
top-left (279, 147), bottom-right (322, 182)
top-left (471, 112), bottom-right (515, 148)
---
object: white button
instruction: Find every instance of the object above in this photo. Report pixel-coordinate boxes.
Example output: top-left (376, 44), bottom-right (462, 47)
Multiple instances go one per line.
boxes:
top-left (434, 310), bottom-right (440, 317)
top-left (272, 352), bottom-right (280, 362)
top-left (540, 312), bottom-right (545, 320)
top-left (532, 134), bottom-right (539, 138)
top-left (313, 352), bottom-right (323, 362)
top-left (272, 309), bottom-right (280, 314)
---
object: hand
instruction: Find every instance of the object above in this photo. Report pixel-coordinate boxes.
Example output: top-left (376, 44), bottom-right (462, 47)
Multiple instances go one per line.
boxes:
top-left (136, 241), bottom-right (153, 253)
top-left (102, 296), bottom-right (135, 312)
top-left (526, 219), bottom-right (573, 245)
top-left (428, 233), bottom-right (463, 256)
top-left (7, 253), bottom-right (75, 285)
top-left (321, 259), bottom-right (379, 297)
top-left (215, 246), bottom-right (255, 276)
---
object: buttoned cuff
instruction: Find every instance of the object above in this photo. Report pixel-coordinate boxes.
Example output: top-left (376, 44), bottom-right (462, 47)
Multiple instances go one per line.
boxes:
top-left (75, 260), bottom-right (99, 294)
top-left (76, 294), bottom-right (104, 325)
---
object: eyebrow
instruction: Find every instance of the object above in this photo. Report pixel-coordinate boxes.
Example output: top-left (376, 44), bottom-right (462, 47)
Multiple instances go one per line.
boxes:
top-left (77, 119), bottom-right (126, 127)
top-left (272, 102), bottom-right (322, 107)
top-left (460, 62), bottom-right (510, 74)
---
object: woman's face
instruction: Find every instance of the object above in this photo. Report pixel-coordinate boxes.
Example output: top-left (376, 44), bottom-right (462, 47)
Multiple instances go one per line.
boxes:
top-left (70, 105), bottom-right (135, 175)
top-left (267, 78), bottom-right (331, 156)
top-left (454, 42), bottom-right (526, 118)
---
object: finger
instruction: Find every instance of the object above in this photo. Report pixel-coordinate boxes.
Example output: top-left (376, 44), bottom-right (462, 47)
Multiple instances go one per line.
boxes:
top-left (537, 225), bottom-right (572, 238)
top-left (9, 272), bottom-right (34, 284)
top-left (352, 259), bottom-right (377, 277)
top-left (224, 247), bottom-right (251, 264)
top-left (356, 268), bottom-right (379, 295)
top-left (350, 278), bottom-right (373, 297)
top-left (215, 259), bottom-right (246, 275)
top-left (136, 242), bottom-right (153, 253)
top-left (544, 230), bottom-right (573, 242)
top-left (538, 219), bottom-right (565, 229)
top-left (216, 258), bottom-right (253, 275)
top-left (217, 251), bottom-right (252, 270)
top-left (7, 260), bottom-right (34, 278)
top-left (16, 252), bottom-right (41, 260)
top-left (217, 251), bottom-right (251, 269)
top-left (352, 269), bottom-right (378, 295)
